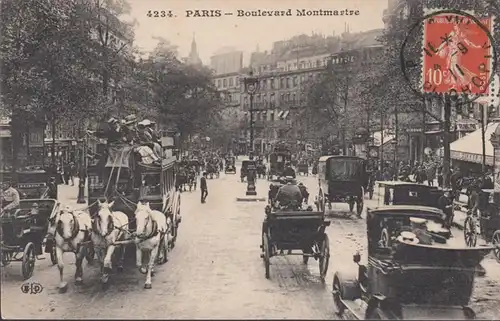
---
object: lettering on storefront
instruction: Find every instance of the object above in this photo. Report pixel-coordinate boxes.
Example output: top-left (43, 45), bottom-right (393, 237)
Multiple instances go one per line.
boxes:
top-left (451, 150), bottom-right (494, 165)
top-left (456, 122), bottom-right (477, 132)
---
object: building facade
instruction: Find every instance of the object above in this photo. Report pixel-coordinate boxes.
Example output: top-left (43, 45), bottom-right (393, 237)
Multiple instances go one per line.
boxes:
top-left (240, 30), bottom-right (383, 153)
top-left (210, 50), bottom-right (243, 75)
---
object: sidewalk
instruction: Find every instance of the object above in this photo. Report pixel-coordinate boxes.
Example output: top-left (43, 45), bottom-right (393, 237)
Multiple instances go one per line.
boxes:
top-left (372, 181), bottom-right (468, 230)
top-left (56, 180), bottom-right (88, 210)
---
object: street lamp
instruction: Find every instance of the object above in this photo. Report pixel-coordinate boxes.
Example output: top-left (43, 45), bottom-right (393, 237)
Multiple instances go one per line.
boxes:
top-left (244, 71), bottom-right (259, 159)
top-left (244, 71), bottom-right (259, 196)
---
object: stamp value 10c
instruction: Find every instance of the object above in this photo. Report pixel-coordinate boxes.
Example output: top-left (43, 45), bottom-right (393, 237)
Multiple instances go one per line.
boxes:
top-left (422, 13), bottom-right (494, 96)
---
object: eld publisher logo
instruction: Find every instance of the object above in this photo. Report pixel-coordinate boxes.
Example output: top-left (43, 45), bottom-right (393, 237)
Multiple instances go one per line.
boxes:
top-left (20, 282), bottom-right (43, 294)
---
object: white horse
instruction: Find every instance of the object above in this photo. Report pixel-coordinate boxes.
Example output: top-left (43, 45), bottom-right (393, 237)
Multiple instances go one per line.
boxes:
top-left (91, 200), bottom-right (129, 286)
top-left (134, 202), bottom-right (171, 289)
top-left (53, 206), bottom-right (92, 293)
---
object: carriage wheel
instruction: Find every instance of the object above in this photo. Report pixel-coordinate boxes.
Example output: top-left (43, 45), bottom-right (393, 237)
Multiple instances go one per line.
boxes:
top-left (332, 277), bottom-right (345, 316)
top-left (492, 230), bottom-right (500, 263)
top-left (317, 191), bottom-right (325, 214)
top-left (464, 216), bottom-right (478, 247)
top-left (319, 234), bottom-right (330, 281)
top-left (262, 233), bottom-right (271, 279)
top-left (22, 242), bottom-right (36, 280)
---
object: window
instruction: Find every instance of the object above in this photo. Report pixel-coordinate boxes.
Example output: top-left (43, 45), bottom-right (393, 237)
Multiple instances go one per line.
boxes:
top-left (227, 94), bottom-right (232, 102)
top-left (287, 92), bottom-right (291, 101)
top-left (261, 80), bottom-right (266, 90)
top-left (293, 76), bottom-right (298, 87)
top-left (280, 78), bottom-right (285, 89)
top-left (229, 78), bottom-right (234, 87)
top-left (217, 79), bottom-right (221, 87)
top-left (236, 77), bottom-right (240, 87)
top-left (270, 78), bottom-right (275, 89)
top-left (287, 77), bottom-right (291, 88)
top-left (270, 112), bottom-right (275, 121)
top-left (280, 93), bottom-right (284, 103)
top-left (288, 64), bottom-right (292, 70)
top-left (292, 93), bottom-right (296, 103)
top-left (223, 79), bottom-right (227, 87)
top-left (301, 75), bottom-right (305, 83)
top-left (293, 62), bottom-right (297, 69)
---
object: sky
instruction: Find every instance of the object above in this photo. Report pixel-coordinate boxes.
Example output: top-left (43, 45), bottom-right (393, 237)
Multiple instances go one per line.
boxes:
top-left (126, 0), bottom-right (388, 65)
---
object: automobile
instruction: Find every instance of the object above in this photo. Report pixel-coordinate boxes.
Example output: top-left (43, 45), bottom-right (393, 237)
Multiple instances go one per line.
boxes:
top-left (316, 155), bottom-right (367, 217)
top-left (377, 181), bottom-right (443, 207)
top-left (332, 205), bottom-right (492, 320)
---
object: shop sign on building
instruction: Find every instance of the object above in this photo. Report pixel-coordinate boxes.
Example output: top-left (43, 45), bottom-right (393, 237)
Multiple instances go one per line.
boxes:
top-left (451, 150), bottom-right (494, 166)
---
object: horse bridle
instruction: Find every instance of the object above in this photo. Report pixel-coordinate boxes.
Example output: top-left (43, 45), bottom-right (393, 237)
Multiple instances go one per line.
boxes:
top-left (56, 211), bottom-right (81, 241)
top-left (93, 211), bottom-right (115, 238)
top-left (136, 211), bottom-right (159, 241)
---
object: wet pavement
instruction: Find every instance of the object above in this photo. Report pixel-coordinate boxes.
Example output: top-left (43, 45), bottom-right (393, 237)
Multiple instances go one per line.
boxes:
top-left (1, 166), bottom-right (499, 319)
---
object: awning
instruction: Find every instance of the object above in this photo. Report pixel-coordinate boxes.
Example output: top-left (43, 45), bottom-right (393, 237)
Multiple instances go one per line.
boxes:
top-left (448, 122), bottom-right (499, 165)
top-left (277, 111), bottom-right (284, 118)
top-left (425, 130), bottom-right (443, 134)
top-left (372, 130), bottom-right (395, 147)
top-left (282, 111), bottom-right (290, 119)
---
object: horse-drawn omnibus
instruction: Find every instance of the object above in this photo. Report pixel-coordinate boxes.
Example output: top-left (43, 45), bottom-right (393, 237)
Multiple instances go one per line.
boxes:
top-left (87, 141), bottom-right (181, 261)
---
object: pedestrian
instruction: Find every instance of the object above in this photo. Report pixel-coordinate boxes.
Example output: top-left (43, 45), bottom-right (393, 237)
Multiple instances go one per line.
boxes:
top-left (200, 172), bottom-right (208, 203)
top-left (69, 162), bottom-right (76, 186)
top-left (63, 162), bottom-right (71, 185)
top-left (437, 165), bottom-right (444, 187)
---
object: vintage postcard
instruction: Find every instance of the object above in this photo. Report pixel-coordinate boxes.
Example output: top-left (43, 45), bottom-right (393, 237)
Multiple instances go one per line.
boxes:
top-left (1, 0), bottom-right (500, 319)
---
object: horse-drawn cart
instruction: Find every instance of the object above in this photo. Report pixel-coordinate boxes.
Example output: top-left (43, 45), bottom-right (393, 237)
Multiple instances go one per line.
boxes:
top-left (1, 199), bottom-right (60, 279)
top-left (260, 204), bottom-right (330, 280)
top-left (224, 156), bottom-right (236, 174)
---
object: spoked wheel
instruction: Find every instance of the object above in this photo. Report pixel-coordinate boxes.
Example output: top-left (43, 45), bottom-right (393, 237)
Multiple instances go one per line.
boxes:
top-left (319, 234), bottom-right (330, 281)
top-left (492, 230), bottom-right (500, 263)
top-left (464, 216), bottom-right (478, 247)
top-left (22, 242), bottom-right (36, 280)
top-left (332, 277), bottom-right (345, 316)
top-left (262, 233), bottom-right (270, 279)
top-left (1, 251), bottom-right (12, 266)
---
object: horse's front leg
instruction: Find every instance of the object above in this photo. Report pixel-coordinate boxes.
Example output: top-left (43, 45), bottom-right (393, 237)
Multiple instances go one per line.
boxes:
top-left (144, 245), bottom-right (159, 289)
top-left (56, 245), bottom-right (68, 293)
top-left (116, 244), bottom-right (126, 273)
top-left (136, 244), bottom-right (146, 274)
top-left (103, 244), bottom-right (116, 275)
top-left (74, 244), bottom-right (85, 285)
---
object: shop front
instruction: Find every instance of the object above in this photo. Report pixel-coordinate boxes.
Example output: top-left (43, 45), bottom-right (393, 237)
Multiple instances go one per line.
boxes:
top-left (449, 122), bottom-right (498, 174)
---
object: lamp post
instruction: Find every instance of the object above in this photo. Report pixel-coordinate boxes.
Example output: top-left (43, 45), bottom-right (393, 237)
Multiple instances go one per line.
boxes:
top-left (244, 71), bottom-right (259, 158)
top-left (244, 71), bottom-right (259, 196)
top-left (77, 132), bottom-right (87, 204)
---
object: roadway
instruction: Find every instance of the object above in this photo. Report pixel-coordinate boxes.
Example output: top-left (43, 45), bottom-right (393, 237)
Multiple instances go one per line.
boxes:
top-left (1, 161), bottom-right (499, 319)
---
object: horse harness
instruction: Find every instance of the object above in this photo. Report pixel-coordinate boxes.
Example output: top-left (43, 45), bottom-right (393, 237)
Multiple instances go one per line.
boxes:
top-left (56, 211), bottom-right (91, 252)
top-left (136, 212), bottom-right (160, 242)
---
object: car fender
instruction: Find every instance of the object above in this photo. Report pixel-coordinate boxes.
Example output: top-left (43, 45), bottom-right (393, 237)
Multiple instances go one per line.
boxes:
top-left (333, 270), bottom-right (360, 300)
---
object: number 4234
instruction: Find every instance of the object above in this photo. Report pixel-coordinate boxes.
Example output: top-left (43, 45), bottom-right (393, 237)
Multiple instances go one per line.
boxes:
top-left (147, 10), bottom-right (174, 18)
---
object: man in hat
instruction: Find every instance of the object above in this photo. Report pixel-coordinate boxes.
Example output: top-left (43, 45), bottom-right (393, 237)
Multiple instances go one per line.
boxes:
top-left (298, 182), bottom-right (309, 204)
top-left (408, 217), bottom-right (433, 245)
top-left (105, 117), bottom-right (123, 144)
top-left (275, 176), bottom-right (303, 209)
top-left (1, 180), bottom-right (20, 213)
top-left (282, 162), bottom-right (296, 178)
top-left (200, 172), bottom-right (208, 203)
top-left (122, 114), bottom-right (138, 144)
top-left (438, 189), bottom-right (455, 228)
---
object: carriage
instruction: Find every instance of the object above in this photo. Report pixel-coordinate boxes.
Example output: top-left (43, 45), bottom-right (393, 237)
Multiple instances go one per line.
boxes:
top-left (206, 161), bottom-right (219, 179)
top-left (267, 149), bottom-right (291, 180)
top-left (224, 156), bottom-right (236, 174)
top-left (260, 202), bottom-right (330, 280)
top-left (377, 181), bottom-right (443, 207)
top-left (297, 161), bottom-right (309, 176)
top-left (1, 199), bottom-right (60, 279)
top-left (1, 169), bottom-right (56, 199)
top-left (87, 143), bottom-right (181, 262)
top-left (463, 188), bottom-right (500, 262)
top-left (316, 155), bottom-right (367, 217)
top-left (332, 205), bottom-right (492, 320)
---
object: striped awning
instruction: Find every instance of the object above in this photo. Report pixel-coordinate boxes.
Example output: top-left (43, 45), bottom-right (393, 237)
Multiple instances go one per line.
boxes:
top-left (282, 111), bottom-right (290, 119)
top-left (277, 111), bottom-right (284, 117)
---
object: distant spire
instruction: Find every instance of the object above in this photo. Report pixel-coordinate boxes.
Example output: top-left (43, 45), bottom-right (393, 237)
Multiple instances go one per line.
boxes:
top-left (187, 33), bottom-right (202, 65)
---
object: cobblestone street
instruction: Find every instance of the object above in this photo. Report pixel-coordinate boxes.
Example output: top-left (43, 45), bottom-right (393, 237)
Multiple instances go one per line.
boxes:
top-left (2, 161), bottom-right (500, 319)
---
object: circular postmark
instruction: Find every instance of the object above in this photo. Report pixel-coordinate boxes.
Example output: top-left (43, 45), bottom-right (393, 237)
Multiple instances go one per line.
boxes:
top-left (400, 9), bottom-right (498, 107)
